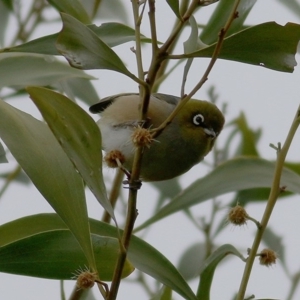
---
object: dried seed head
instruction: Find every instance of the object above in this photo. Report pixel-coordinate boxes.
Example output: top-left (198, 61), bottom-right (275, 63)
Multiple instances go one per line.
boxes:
top-left (76, 270), bottom-right (97, 289)
top-left (131, 127), bottom-right (153, 148)
top-left (259, 248), bottom-right (277, 267)
top-left (228, 205), bottom-right (248, 226)
top-left (104, 150), bottom-right (126, 168)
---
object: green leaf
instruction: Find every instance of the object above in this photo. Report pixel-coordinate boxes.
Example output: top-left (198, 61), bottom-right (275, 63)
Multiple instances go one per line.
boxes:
top-left (0, 1), bottom-right (10, 47)
top-left (255, 299), bottom-right (280, 300)
top-left (194, 22), bottom-right (300, 73)
top-left (284, 161), bottom-right (300, 175)
top-left (1, 0), bottom-right (13, 10)
top-left (0, 229), bottom-right (133, 281)
top-left (123, 232), bottom-right (197, 300)
top-left (230, 112), bottom-right (261, 156)
top-left (184, 16), bottom-right (205, 54)
top-left (0, 101), bottom-right (96, 271)
top-left (0, 53), bottom-right (94, 89)
top-left (136, 157), bottom-right (300, 230)
top-left (27, 86), bottom-right (116, 223)
top-left (166, 0), bottom-right (181, 18)
top-left (48, 0), bottom-right (91, 24)
top-left (0, 169), bottom-right (30, 185)
top-left (88, 23), bottom-right (152, 47)
top-left (275, 0), bottom-right (300, 17)
top-left (2, 33), bottom-right (60, 55)
top-left (262, 227), bottom-right (286, 266)
top-left (56, 13), bottom-right (137, 80)
top-left (0, 141), bottom-right (7, 163)
top-left (52, 77), bottom-right (99, 105)
top-left (150, 286), bottom-right (173, 300)
top-left (197, 244), bottom-right (245, 299)
top-left (233, 187), bottom-right (293, 204)
top-left (87, 0), bottom-right (128, 23)
top-left (0, 214), bottom-right (197, 300)
top-left (200, 0), bottom-right (257, 44)
top-left (150, 178), bottom-right (182, 211)
top-left (182, 15), bottom-right (206, 95)
top-left (177, 243), bottom-right (206, 280)
top-left (1, 23), bottom-right (152, 55)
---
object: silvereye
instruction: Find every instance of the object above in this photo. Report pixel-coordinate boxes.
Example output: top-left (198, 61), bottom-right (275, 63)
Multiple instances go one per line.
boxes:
top-left (89, 93), bottom-right (225, 181)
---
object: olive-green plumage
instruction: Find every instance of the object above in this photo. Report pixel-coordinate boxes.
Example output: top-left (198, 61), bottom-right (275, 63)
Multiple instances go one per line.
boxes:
top-left (89, 93), bottom-right (225, 181)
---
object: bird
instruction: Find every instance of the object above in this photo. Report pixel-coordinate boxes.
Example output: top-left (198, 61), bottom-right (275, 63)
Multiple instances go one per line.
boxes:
top-left (89, 93), bottom-right (225, 181)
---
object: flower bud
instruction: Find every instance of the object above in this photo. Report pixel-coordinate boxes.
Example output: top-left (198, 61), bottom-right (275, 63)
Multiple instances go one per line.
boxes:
top-left (104, 150), bottom-right (126, 168)
top-left (132, 127), bottom-right (153, 148)
top-left (228, 205), bottom-right (248, 226)
top-left (259, 248), bottom-right (277, 267)
top-left (76, 270), bottom-right (97, 289)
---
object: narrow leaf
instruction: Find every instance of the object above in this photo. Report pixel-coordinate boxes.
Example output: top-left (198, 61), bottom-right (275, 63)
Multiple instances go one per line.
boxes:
top-left (166, 0), bottom-right (181, 18)
top-left (1, 0), bottom-right (13, 10)
top-left (0, 53), bottom-right (94, 89)
top-left (136, 157), bottom-right (300, 230)
top-left (230, 112), bottom-right (261, 156)
top-left (184, 16), bottom-right (205, 54)
top-left (0, 169), bottom-right (30, 185)
top-left (182, 16), bottom-right (205, 95)
top-left (197, 244), bottom-right (245, 299)
top-left (0, 141), bottom-right (7, 163)
top-left (56, 13), bottom-right (136, 80)
top-left (90, 0), bottom-right (128, 23)
top-left (1, 23), bottom-right (152, 55)
top-left (1, 33), bottom-right (60, 55)
top-left (262, 227), bottom-right (286, 265)
top-left (150, 286), bottom-right (172, 300)
top-left (177, 243), bottom-right (206, 280)
top-left (88, 22), bottom-right (152, 47)
top-left (193, 22), bottom-right (300, 73)
top-left (0, 1), bottom-right (10, 47)
top-left (0, 230), bottom-right (133, 281)
top-left (27, 86), bottom-right (116, 223)
top-left (0, 100), bottom-right (96, 271)
top-left (48, 0), bottom-right (91, 24)
top-left (53, 77), bottom-right (99, 105)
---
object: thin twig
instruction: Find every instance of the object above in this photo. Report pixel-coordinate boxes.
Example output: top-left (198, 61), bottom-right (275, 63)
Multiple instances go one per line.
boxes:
top-left (107, 1), bottom-right (147, 298)
top-left (106, 177), bottom-right (139, 300)
top-left (101, 169), bottom-right (124, 224)
top-left (236, 105), bottom-right (300, 300)
top-left (10, 0), bottom-right (46, 46)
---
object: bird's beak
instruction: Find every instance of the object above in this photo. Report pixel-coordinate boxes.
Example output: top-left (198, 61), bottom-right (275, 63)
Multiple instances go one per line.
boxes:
top-left (204, 128), bottom-right (217, 138)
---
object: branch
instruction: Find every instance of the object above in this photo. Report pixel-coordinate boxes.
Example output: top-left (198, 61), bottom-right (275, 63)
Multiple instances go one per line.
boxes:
top-left (236, 105), bottom-right (300, 300)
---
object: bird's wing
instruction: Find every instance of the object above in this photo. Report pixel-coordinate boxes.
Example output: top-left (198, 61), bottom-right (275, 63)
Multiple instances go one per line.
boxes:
top-left (89, 93), bottom-right (139, 113)
top-left (152, 93), bottom-right (180, 107)
top-left (89, 93), bottom-right (180, 114)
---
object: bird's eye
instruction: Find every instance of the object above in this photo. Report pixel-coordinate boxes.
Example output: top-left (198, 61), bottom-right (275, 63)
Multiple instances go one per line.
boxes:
top-left (192, 114), bottom-right (205, 126)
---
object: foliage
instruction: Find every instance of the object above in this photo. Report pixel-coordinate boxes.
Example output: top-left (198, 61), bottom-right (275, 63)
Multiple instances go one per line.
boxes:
top-left (0, 0), bottom-right (300, 300)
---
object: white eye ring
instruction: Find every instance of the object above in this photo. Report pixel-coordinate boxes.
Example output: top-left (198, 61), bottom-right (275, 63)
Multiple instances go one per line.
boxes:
top-left (193, 114), bottom-right (205, 126)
